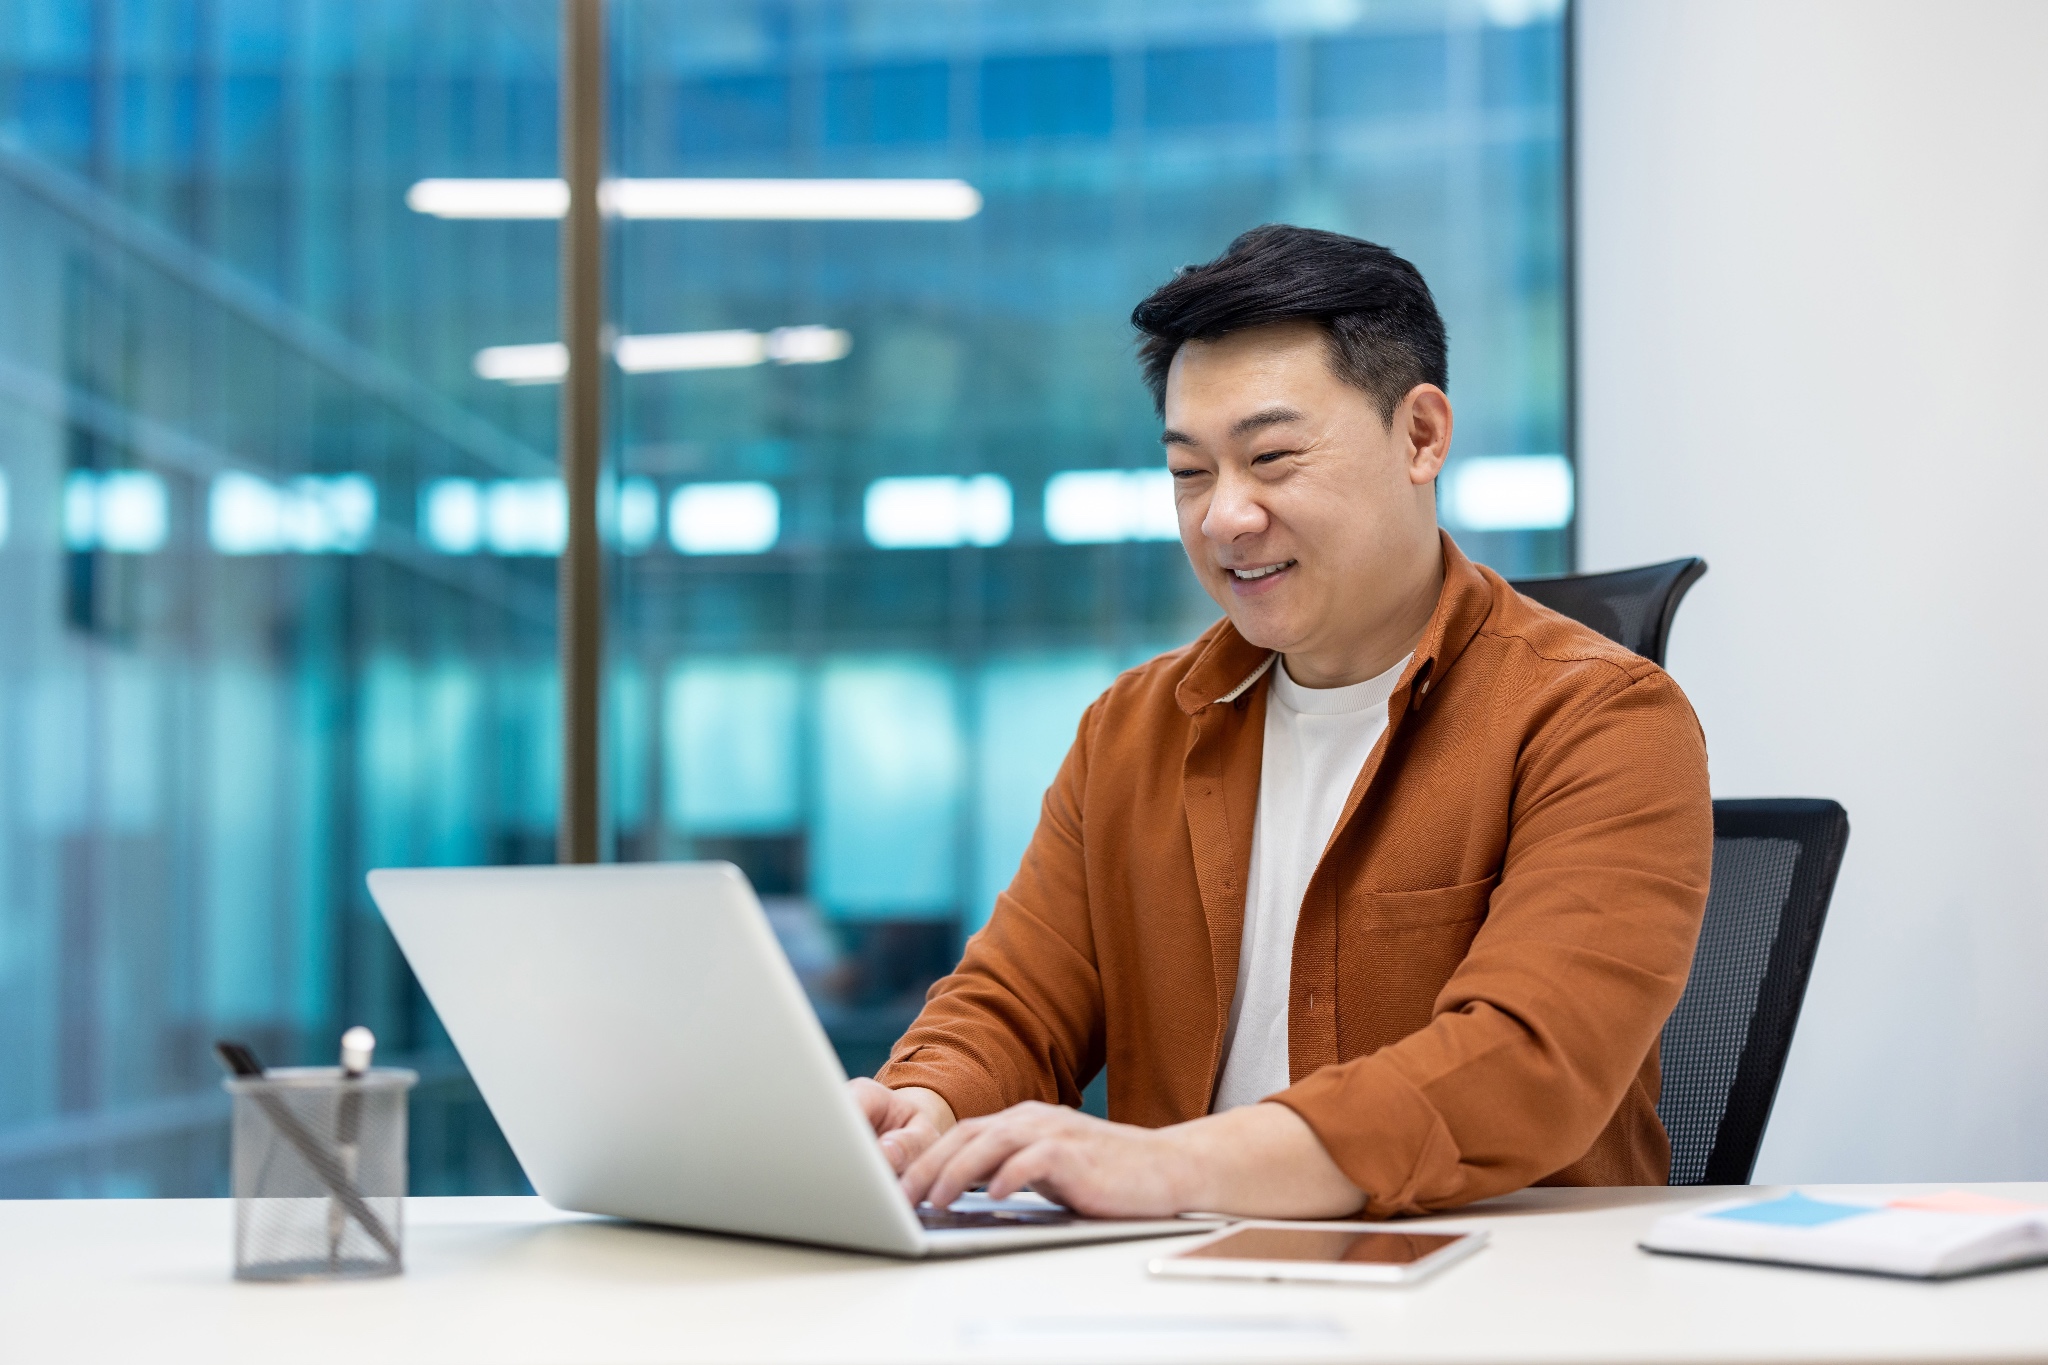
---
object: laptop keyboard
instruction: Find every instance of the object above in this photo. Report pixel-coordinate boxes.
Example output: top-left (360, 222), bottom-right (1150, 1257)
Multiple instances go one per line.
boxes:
top-left (918, 1206), bottom-right (1078, 1230)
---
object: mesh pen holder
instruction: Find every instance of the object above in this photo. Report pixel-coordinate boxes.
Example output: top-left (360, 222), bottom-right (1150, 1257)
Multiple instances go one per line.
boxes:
top-left (225, 1067), bottom-right (416, 1281)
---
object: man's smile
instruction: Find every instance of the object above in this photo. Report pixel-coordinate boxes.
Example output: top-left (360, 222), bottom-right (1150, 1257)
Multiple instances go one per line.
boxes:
top-left (1223, 559), bottom-right (1298, 593)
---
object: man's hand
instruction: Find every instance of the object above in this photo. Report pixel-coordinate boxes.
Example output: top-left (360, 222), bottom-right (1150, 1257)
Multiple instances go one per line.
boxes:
top-left (897, 1098), bottom-right (1367, 1220)
top-left (898, 1101), bottom-right (1193, 1216)
top-left (848, 1079), bottom-right (956, 1174)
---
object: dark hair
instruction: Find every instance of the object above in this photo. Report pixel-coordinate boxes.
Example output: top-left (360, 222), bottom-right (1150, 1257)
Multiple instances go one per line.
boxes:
top-left (1130, 224), bottom-right (1448, 422)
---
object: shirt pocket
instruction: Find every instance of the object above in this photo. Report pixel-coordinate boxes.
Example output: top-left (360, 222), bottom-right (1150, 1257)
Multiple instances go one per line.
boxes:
top-left (1349, 875), bottom-right (1498, 929)
top-left (1336, 876), bottom-right (1499, 1054)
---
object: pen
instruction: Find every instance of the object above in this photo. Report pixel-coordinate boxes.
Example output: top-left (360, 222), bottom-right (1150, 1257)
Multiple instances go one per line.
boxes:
top-left (213, 1039), bottom-right (401, 1263)
top-left (329, 1027), bottom-right (376, 1266)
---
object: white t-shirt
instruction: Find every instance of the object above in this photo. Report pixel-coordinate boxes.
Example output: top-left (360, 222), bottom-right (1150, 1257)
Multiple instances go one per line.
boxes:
top-left (1210, 651), bottom-right (1412, 1112)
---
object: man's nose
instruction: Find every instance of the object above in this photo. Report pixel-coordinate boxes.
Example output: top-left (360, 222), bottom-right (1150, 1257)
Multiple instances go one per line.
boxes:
top-left (1201, 470), bottom-right (1269, 542)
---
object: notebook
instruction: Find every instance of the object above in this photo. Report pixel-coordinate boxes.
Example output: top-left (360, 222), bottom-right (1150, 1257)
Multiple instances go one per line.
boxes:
top-left (1641, 1190), bottom-right (2048, 1279)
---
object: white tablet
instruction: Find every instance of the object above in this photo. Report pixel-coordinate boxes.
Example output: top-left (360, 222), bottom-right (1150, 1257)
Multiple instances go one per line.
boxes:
top-left (1148, 1221), bottom-right (1488, 1285)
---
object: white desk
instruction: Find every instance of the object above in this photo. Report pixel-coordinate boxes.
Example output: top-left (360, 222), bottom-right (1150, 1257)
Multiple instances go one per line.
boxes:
top-left (5, 1184), bottom-right (2045, 1364)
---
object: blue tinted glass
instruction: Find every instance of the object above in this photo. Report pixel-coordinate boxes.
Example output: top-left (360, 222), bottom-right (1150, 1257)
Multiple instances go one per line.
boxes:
top-left (814, 658), bottom-right (961, 919)
top-left (15, 73), bottom-right (94, 166)
top-left (220, 74), bottom-right (285, 168)
top-left (979, 52), bottom-right (1114, 140)
top-left (1144, 43), bottom-right (1279, 129)
top-left (972, 655), bottom-right (1118, 930)
top-left (1484, 23), bottom-right (1564, 109)
top-left (825, 61), bottom-right (950, 146)
top-left (0, 0), bottom-right (1567, 1197)
top-left (1312, 31), bottom-right (1450, 120)
top-left (664, 658), bottom-right (802, 834)
top-left (676, 72), bottom-right (791, 156)
top-left (610, 662), bottom-right (652, 830)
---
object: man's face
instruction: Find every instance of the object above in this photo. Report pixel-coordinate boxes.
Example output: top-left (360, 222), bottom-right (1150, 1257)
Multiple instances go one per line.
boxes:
top-left (1163, 319), bottom-right (1449, 666)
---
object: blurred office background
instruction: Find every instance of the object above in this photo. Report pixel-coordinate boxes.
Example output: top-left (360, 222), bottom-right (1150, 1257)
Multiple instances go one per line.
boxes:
top-left (0, 0), bottom-right (1569, 1196)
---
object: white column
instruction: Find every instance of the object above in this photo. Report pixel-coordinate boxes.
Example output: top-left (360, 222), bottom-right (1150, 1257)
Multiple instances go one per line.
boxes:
top-left (1576, 0), bottom-right (2048, 1181)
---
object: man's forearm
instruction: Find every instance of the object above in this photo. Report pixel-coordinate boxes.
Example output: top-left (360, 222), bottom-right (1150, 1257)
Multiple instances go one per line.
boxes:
top-left (1169, 1102), bottom-right (1365, 1218)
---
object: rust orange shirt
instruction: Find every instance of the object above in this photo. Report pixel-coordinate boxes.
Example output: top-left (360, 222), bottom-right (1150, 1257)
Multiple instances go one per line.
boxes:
top-left (876, 533), bottom-right (1713, 1215)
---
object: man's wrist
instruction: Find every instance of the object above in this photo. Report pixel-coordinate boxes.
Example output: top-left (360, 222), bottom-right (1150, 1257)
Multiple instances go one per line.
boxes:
top-left (1158, 1114), bottom-right (1226, 1211)
top-left (895, 1085), bottom-right (958, 1132)
top-left (1160, 1101), bottom-right (1366, 1218)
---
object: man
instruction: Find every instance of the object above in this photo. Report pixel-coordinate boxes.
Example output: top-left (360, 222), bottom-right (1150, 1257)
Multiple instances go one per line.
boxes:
top-left (849, 225), bottom-right (1712, 1220)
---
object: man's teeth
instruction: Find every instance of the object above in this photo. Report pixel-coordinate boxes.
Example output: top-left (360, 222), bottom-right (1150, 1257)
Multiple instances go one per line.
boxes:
top-left (1230, 561), bottom-right (1293, 581)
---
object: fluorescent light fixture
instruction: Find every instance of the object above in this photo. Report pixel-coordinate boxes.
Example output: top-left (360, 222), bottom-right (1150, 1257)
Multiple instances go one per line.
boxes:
top-left (485, 479), bottom-right (567, 555)
top-left (408, 178), bottom-right (981, 222)
top-left (479, 327), bottom-right (853, 384)
top-left (864, 475), bottom-right (1012, 550)
top-left (616, 330), bottom-right (765, 373)
top-left (765, 325), bottom-right (853, 364)
top-left (63, 470), bottom-right (169, 553)
top-left (610, 178), bottom-right (981, 221)
top-left (423, 477), bottom-right (567, 554)
top-left (1044, 469), bottom-right (1180, 544)
top-left (1443, 455), bottom-right (1574, 531)
top-left (422, 479), bottom-right (482, 553)
top-left (614, 477), bottom-right (660, 553)
top-left (406, 178), bottom-right (569, 219)
top-left (475, 342), bottom-right (568, 384)
top-left (210, 472), bottom-right (375, 554)
top-left (63, 474), bottom-right (96, 547)
top-left (669, 481), bottom-right (780, 555)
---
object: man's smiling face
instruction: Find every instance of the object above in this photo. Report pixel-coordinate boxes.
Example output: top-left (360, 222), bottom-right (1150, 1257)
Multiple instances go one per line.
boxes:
top-left (1163, 318), bottom-right (1450, 685)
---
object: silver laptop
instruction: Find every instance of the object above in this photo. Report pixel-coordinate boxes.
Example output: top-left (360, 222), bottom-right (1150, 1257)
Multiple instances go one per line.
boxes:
top-left (367, 861), bottom-right (1213, 1257)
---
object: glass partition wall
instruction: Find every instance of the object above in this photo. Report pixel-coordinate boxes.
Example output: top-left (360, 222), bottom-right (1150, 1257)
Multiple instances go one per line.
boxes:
top-left (0, 0), bottom-right (1567, 1194)
top-left (0, 1), bottom-right (556, 1194)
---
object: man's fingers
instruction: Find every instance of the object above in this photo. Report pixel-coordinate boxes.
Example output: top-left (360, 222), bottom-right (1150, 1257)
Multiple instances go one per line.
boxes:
top-left (923, 1122), bottom-right (1045, 1210)
top-left (985, 1142), bottom-right (1060, 1203)
top-left (898, 1119), bottom-right (977, 1204)
top-left (877, 1118), bottom-right (938, 1174)
top-left (847, 1077), bottom-right (891, 1132)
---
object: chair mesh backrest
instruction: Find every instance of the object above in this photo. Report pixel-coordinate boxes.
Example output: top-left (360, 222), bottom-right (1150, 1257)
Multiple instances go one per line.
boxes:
top-left (1507, 558), bottom-right (1706, 667)
top-left (1657, 799), bottom-right (1849, 1185)
top-left (1659, 835), bottom-right (1800, 1184)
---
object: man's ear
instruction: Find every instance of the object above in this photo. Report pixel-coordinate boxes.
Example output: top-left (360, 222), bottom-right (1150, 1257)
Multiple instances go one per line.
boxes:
top-left (1399, 385), bottom-right (1453, 486)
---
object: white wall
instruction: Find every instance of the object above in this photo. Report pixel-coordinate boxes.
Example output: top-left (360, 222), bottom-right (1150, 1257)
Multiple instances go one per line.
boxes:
top-left (1576, 0), bottom-right (2048, 1182)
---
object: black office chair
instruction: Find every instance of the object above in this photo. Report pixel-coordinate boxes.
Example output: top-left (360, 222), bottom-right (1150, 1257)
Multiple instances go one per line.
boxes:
top-left (1503, 559), bottom-right (1846, 1184)
top-left (1657, 799), bottom-right (1849, 1184)
top-left (1508, 557), bottom-right (1707, 667)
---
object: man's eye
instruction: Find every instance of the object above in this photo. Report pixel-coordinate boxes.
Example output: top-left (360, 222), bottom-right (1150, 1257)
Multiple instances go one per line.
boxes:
top-left (1168, 468), bottom-right (1202, 480)
top-left (1250, 450), bottom-right (1291, 466)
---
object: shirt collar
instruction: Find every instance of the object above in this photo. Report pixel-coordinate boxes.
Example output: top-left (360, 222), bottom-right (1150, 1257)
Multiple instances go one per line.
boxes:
top-left (1173, 530), bottom-right (1494, 716)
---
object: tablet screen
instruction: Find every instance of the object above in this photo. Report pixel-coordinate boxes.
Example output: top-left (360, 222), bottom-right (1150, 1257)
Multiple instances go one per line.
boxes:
top-left (1177, 1227), bottom-right (1467, 1265)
